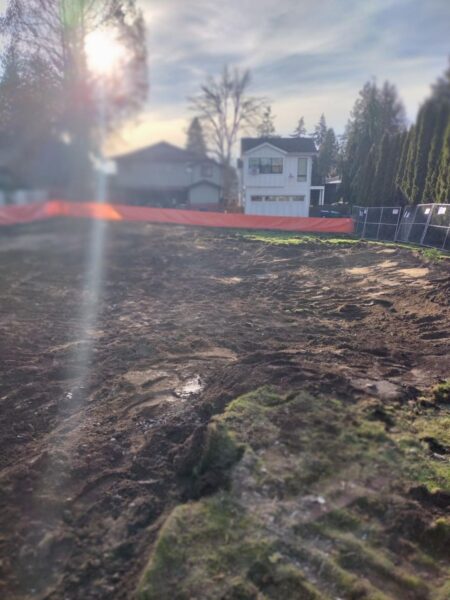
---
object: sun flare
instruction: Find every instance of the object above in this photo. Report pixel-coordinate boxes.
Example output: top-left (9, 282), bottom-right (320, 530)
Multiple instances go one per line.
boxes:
top-left (85, 29), bottom-right (126, 75)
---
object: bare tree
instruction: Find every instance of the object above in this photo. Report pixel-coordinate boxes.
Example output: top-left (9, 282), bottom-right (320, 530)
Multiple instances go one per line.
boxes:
top-left (190, 66), bottom-right (265, 204)
top-left (0, 0), bottom-right (148, 198)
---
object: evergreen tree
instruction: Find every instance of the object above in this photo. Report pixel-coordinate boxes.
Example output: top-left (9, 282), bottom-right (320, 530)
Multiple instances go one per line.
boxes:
top-left (395, 129), bottom-right (410, 203)
top-left (341, 80), bottom-right (406, 205)
top-left (373, 133), bottom-right (403, 205)
top-left (291, 117), bottom-right (306, 137)
top-left (431, 59), bottom-right (450, 103)
top-left (380, 81), bottom-right (406, 134)
top-left (186, 117), bottom-right (207, 156)
top-left (313, 114), bottom-right (327, 147)
top-left (257, 106), bottom-right (277, 137)
top-left (423, 103), bottom-right (450, 202)
top-left (410, 101), bottom-right (438, 203)
top-left (436, 120), bottom-right (450, 203)
top-left (316, 128), bottom-right (339, 182)
top-left (0, 0), bottom-right (148, 199)
top-left (399, 125), bottom-right (417, 202)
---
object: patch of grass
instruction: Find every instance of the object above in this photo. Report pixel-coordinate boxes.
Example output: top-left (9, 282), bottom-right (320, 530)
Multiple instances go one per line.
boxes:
top-left (238, 229), bottom-right (450, 258)
top-left (240, 231), bottom-right (358, 246)
top-left (431, 380), bottom-right (450, 404)
top-left (420, 247), bottom-right (449, 261)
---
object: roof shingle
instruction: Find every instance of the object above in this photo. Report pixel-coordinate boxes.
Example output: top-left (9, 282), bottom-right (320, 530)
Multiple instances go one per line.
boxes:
top-left (241, 137), bottom-right (317, 154)
top-left (114, 142), bottom-right (216, 164)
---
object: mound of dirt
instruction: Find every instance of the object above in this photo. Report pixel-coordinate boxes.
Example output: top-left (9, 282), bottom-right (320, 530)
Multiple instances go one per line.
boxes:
top-left (139, 388), bottom-right (449, 599)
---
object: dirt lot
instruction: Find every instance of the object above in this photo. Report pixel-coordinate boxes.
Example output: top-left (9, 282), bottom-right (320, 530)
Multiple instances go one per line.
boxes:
top-left (0, 219), bottom-right (449, 600)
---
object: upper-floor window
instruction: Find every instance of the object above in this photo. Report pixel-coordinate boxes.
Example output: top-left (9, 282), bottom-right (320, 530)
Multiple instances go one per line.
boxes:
top-left (249, 157), bottom-right (283, 174)
top-left (297, 157), bottom-right (308, 182)
top-left (201, 164), bottom-right (214, 178)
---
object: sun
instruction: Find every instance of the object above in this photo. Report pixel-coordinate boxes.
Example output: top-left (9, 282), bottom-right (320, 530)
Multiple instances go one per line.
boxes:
top-left (85, 29), bottom-right (126, 76)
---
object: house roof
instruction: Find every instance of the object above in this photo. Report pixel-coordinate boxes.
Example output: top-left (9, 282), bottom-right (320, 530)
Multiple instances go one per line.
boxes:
top-left (241, 137), bottom-right (317, 155)
top-left (114, 141), bottom-right (218, 165)
top-left (189, 179), bottom-right (221, 189)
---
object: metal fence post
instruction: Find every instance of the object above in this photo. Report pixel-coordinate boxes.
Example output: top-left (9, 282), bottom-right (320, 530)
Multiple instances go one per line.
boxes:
top-left (419, 204), bottom-right (434, 246)
top-left (376, 208), bottom-right (383, 241)
top-left (394, 208), bottom-right (402, 241)
top-left (361, 208), bottom-right (369, 239)
top-left (407, 205), bottom-right (419, 244)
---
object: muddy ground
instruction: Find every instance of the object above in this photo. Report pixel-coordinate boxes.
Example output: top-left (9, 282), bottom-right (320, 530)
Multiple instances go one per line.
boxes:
top-left (0, 219), bottom-right (449, 600)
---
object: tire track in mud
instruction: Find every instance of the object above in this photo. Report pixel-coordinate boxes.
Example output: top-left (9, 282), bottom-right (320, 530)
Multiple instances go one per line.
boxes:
top-left (0, 221), bottom-right (449, 599)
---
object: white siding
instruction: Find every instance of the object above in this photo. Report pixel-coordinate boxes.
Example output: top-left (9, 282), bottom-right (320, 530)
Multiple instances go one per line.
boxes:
top-left (189, 183), bottom-right (220, 205)
top-left (242, 143), bottom-right (313, 217)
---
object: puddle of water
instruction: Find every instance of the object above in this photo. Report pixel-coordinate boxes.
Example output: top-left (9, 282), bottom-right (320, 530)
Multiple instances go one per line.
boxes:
top-left (175, 375), bottom-right (203, 400)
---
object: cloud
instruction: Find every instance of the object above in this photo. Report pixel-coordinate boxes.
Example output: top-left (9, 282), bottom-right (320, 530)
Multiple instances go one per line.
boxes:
top-left (112, 0), bottom-right (450, 153)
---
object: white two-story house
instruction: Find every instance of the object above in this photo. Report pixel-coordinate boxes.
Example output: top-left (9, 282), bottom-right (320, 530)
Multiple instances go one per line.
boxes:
top-left (240, 137), bottom-right (321, 217)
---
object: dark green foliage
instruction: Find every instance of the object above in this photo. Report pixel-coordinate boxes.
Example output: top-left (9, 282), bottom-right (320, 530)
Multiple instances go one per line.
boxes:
top-left (341, 80), bottom-right (406, 205)
top-left (343, 62), bottom-right (450, 206)
top-left (436, 120), bottom-right (450, 203)
top-left (371, 132), bottom-right (403, 205)
top-left (256, 105), bottom-right (277, 137)
top-left (316, 127), bottom-right (339, 183)
top-left (423, 103), bottom-right (450, 201)
top-left (399, 125), bottom-right (417, 202)
top-left (411, 101), bottom-right (438, 203)
top-left (313, 113), bottom-right (327, 147)
top-left (290, 116), bottom-right (306, 137)
top-left (186, 117), bottom-right (208, 156)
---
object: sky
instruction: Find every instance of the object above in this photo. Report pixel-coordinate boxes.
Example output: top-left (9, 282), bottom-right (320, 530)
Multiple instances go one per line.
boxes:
top-left (109, 0), bottom-right (450, 154)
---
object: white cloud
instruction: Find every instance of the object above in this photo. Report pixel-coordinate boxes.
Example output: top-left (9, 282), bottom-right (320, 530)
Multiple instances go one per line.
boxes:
top-left (117, 0), bottom-right (450, 152)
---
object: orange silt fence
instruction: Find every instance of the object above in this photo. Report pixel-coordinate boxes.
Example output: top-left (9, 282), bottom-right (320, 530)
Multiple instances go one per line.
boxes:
top-left (0, 200), bottom-right (354, 234)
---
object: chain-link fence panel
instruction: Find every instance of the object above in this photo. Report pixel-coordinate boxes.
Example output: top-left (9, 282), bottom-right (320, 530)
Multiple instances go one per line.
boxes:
top-left (353, 204), bottom-right (450, 252)
top-left (352, 206), bottom-right (366, 237)
top-left (395, 206), bottom-right (416, 243)
top-left (395, 204), bottom-right (450, 250)
top-left (352, 206), bottom-right (401, 241)
top-left (421, 204), bottom-right (450, 251)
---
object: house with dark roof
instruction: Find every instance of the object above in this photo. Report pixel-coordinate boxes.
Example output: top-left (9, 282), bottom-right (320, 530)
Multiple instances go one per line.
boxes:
top-left (111, 141), bottom-right (224, 210)
top-left (240, 137), bottom-right (323, 217)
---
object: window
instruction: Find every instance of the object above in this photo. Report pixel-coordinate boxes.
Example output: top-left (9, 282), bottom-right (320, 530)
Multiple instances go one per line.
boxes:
top-left (260, 158), bottom-right (272, 174)
top-left (201, 164), bottom-right (213, 178)
top-left (251, 195), bottom-right (305, 202)
top-left (297, 158), bottom-right (308, 182)
top-left (248, 157), bottom-right (284, 174)
top-left (272, 158), bottom-right (283, 173)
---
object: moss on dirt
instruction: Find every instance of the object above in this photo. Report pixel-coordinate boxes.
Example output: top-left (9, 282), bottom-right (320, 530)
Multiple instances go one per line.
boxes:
top-left (138, 388), bottom-right (450, 599)
top-left (239, 230), bottom-right (450, 259)
top-left (137, 492), bottom-right (325, 600)
top-left (241, 231), bottom-right (358, 246)
top-left (431, 380), bottom-right (450, 404)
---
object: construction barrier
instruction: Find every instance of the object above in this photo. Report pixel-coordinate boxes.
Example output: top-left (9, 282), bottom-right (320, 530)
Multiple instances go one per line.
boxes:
top-left (0, 200), bottom-right (354, 234)
top-left (0, 201), bottom-right (54, 226)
